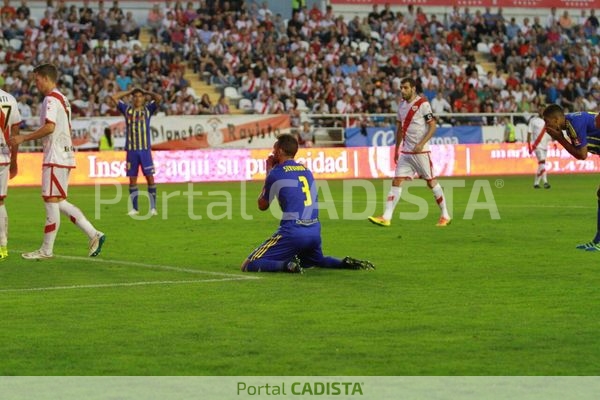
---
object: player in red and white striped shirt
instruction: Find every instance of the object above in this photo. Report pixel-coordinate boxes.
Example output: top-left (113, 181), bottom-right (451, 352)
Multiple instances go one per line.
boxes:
top-left (0, 88), bottom-right (21, 260)
top-left (527, 113), bottom-right (552, 189)
top-left (369, 77), bottom-right (451, 228)
top-left (10, 63), bottom-right (105, 260)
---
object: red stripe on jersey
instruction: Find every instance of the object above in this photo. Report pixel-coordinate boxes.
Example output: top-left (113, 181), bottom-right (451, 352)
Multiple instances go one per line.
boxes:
top-left (0, 109), bottom-right (7, 143)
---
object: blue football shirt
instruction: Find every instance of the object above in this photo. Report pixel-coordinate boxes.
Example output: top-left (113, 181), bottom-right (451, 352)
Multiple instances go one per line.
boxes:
top-left (566, 112), bottom-right (600, 155)
top-left (117, 101), bottom-right (158, 151)
top-left (261, 159), bottom-right (319, 228)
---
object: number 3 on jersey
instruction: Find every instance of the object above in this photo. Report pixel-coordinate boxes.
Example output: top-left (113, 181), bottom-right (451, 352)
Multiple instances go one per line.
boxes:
top-left (298, 176), bottom-right (312, 206)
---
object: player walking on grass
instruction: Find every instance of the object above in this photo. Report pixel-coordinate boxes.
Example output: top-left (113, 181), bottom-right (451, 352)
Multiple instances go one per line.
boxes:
top-left (368, 77), bottom-right (451, 228)
top-left (0, 88), bottom-right (22, 260)
top-left (9, 63), bottom-right (105, 260)
top-left (111, 87), bottom-right (162, 217)
top-left (527, 113), bottom-right (552, 189)
top-left (543, 104), bottom-right (600, 251)
top-left (241, 134), bottom-right (374, 273)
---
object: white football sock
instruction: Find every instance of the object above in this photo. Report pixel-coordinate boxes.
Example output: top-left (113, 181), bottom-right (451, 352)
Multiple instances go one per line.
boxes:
top-left (382, 186), bottom-right (402, 221)
top-left (42, 202), bottom-right (60, 254)
top-left (59, 200), bottom-right (97, 239)
top-left (535, 163), bottom-right (546, 185)
top-left (432, 183), bottom-right (450, 219)
top-left (0, 204), bottom-right (7, 246)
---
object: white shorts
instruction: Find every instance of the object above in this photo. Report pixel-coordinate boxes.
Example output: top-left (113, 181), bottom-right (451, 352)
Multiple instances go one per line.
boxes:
top-left (534, 148), bottom-right (547, 162)
top-left (42, 165), bottom-right (71, 200)
top-left (0, 164), bottom-right (8, 200)
top-left (395, 152), bottom-right (435, 181)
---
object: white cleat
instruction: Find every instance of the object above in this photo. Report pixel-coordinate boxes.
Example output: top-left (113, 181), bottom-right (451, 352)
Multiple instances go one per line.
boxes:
top-left (89, 231), bottom-right (106, 257)
top-left (150, 208), bottom-right (158, 216)
top-left (22, 249), bottom-right (54, 260)
top-left (127, 209), bottom-right (139, 216)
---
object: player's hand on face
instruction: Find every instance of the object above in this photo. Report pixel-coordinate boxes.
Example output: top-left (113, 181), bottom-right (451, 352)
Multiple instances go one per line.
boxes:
top-left (266, 153), bottom-right (276, 170)
top-left (545, 124), bottom-right (563, 140)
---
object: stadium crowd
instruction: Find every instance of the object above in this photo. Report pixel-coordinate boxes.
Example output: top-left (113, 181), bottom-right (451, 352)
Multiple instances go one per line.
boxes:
top-left (1, 0), bottom-right (599, 129)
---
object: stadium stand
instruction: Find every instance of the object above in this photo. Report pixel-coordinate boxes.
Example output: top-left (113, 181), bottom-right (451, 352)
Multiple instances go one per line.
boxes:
top-left (2, 1), bottom-right (598, 125)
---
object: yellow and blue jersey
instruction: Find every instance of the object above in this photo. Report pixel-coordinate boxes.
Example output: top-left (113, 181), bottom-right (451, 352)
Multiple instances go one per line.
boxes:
top-left (566, 112), bottom-right (600, 155)
top-left (117, 101), bottom-right (158, 151)
top-left (261, 160), bottom-right (319, 230)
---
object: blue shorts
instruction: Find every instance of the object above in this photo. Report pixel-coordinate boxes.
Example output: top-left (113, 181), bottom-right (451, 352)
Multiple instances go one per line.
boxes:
top-left (248, 224), bottom-right (326, 267)
top-left (126, 150), bottom-right (155, 177)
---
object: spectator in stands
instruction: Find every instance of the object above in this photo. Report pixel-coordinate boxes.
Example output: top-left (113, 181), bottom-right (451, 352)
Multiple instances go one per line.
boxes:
top-left (17, 0), bottom-right (29, 18)
top-left (147, 3), bottom-right (163, 34)
top-left (197, 93), bottom-right (214, 114)
top-left (240, 69), bottom-right (260, 101)
top-left (115, 68), bottom-right (133, 91)
top-left (559, 10), bottom-right (574, 38)
top-left (431, 91), bottom-right (452, 121)
top-left (546, 7), bottom-right (558, 29)
top-left (17, 94), bottom-right (33, 128)
top-left (214, 94), bottom-right (230, 115)
top-left (253, 92), bottom-right (269, 114)
top-left (0, 0), bottom-right (16, 19)
top-left (268, 93), bottom-right (285, 114)
top-left (297, 119), bottom-right (315, 148)
top-left (122, 11), bottom-right (140, 39)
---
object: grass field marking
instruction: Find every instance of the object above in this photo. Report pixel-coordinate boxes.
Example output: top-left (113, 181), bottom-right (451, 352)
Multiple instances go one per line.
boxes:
top-left (0, 277), bottom-right (255, 293)
top-left (0, 254), bottom-right (259, 293)
top-left (54, 254), bottom-right (258, 279)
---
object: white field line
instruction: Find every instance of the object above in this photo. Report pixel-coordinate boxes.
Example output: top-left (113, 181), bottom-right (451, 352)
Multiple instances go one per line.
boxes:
top-left (0, 278), bottom-right (253, 293)
top-left (55, 254), bottom-right (252, 278)
top-left (0, 254), bottom-right (259, 293)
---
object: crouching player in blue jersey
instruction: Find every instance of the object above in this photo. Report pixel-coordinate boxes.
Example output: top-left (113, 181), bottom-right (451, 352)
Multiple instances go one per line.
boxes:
top-left (543, 104), bottom-right (600, 251)
top-left (241, 134), bottom-right (375, 273)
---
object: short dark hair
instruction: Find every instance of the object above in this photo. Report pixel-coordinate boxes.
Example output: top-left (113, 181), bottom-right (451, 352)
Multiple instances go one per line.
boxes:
top-left (543, 104), bottom-right (564, 119)
top-left (131, 88), bottom-right (144, 95)
top-left (276, 133), bottom-right (298, 157)
top-left (33, 63), bottom-right (58, 83)
top-left (401, 77), bottom-right (416, 88)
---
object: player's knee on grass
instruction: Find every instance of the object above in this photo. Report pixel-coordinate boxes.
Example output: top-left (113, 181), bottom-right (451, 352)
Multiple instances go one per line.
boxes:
top-left (240, 259), bottom-right (250, 272)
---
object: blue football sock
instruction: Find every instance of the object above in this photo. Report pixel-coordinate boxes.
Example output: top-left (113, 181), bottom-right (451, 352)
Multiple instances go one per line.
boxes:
top-left (245, 259), bottom-right (286, 272)
top-left (594, 198), bottom-right (600, 243)
top-left (148, 185), bottom-right (157, 209)
top-left (129, 185), bottom-right (139, 210)
top-left (316, 256), bottom-right (344, 269)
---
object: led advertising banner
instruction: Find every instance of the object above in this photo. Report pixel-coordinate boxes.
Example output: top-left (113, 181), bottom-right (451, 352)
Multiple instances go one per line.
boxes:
top-left (9, 143), bottom-right (597, 187)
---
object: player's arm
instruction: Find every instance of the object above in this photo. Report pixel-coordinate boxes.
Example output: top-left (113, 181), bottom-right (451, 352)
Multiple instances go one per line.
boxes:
top-left (9, 123), bottom-right (20, 179)
top-left (414, 114), bottom-right (436, 153)
top-left (394, 119), bottom-right (403, 162)
top-left (9, 121), bottom-right (55, 146)
top-left (257, 154), bottom-right (276, 211)
top-left (258, 186), bottom-right (269, 210)
top-left (111, 89), bottom-right (133, 105)
top-left (527, 131), bottom-right (532, 153)
top-left (145, 90), bottom-right (163, 105)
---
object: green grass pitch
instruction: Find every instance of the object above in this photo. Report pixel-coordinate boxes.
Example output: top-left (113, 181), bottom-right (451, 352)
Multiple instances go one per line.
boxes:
top-left (1, 174), bottom-right (599, 375)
